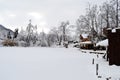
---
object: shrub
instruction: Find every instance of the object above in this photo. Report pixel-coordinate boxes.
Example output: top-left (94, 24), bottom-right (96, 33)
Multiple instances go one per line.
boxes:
top-left (2, 40), bottom-right (18, 46)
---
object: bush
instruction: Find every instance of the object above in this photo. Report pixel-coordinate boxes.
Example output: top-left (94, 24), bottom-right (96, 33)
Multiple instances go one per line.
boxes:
top-left (2, 40), bottom-right (18, 46)
top-left (18, 41), bottom-right (28, 47)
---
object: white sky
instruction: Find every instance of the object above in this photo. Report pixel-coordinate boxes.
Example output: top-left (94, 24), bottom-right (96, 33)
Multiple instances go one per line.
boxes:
top-left (0, 0), bottom-right (106, 33)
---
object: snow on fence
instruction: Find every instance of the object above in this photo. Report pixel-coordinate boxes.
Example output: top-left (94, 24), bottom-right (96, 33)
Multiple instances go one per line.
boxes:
top-left (81, 49), bottom-right (106, 54)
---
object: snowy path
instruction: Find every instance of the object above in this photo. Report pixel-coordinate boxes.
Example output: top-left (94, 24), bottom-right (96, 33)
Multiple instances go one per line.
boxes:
top-left (0, 48), bottom-right (98, 80)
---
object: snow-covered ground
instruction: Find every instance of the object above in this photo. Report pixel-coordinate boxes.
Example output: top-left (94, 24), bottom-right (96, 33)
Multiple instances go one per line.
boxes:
top-left (0, 48), bottom-right (120, 80)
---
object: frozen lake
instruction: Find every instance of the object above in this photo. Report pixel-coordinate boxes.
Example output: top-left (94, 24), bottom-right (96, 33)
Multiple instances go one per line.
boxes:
top-left (0, 47), bottom-right (98, 80)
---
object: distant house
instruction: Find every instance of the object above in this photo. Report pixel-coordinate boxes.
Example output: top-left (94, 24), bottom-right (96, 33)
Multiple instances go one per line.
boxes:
top-left (80, 34), bottom-right (90, 42)
top-left (80, 34), bottom-right (94, 49)
top-left (0, 25), bottom-right (14, 39)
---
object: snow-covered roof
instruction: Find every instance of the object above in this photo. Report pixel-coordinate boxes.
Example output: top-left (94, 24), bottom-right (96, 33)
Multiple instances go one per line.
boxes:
top-left (112, 29), bottom-right (116, 33)
top-left (107, 28), bottom-right (120, 33)
top-left (96, 39), bottom-right (108, 47)
top-left (81, 34), bottom-right (88, 38)
top-left (80, 41), bottom-right (92, 44)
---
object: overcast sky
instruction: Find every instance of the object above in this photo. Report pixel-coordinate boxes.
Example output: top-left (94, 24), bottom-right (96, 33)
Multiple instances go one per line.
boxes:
top-left (0, 0), bottom-right (106, 33)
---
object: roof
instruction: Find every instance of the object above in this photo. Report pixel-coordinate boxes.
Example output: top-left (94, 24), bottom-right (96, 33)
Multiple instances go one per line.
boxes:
top-left (96, 39), bottom-right (108, 47)
top-left (107, 27), bottom-right (120, 33)
top-left (81, 34), bottom-right (89, 38)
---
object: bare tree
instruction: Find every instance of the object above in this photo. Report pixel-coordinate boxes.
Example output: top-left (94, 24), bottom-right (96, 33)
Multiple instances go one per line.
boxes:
top-left (100, 2), bottom-right (110, 28)
top-left (110, 0), bottom-right (120, 28)
top-left (85, 4), bottom-right (99, 43)
top-left (60, 21), bottom-right (69, 42)
top-left (76, 15), bottom-right (91, 34)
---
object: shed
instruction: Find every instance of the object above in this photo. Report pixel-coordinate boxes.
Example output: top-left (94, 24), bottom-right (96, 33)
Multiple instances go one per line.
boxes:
top-left (107, 28), bottom-right (120, 66)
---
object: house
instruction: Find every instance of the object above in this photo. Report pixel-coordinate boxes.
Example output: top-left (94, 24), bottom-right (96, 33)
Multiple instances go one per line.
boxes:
top-left (80, 34), bottom-right (90, 42)
top-left (80, 34), bottom-right (94, 49)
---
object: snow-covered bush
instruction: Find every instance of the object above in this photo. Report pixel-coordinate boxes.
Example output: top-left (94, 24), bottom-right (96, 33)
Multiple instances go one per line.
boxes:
top-left (39, 31), bottom-right (48, 47)
top-left (18, 41), bottom-right (29, 47)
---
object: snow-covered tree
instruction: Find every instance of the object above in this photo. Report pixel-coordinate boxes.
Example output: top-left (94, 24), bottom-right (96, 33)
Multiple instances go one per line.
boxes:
top-left (60, 21), bottom-right (69, 42)
top-left (25, 20), bottom-right (38, 46)
top-left (19, 20), bottom-right (38, 46)
top-left (39, 30), bottom-right (48, 47)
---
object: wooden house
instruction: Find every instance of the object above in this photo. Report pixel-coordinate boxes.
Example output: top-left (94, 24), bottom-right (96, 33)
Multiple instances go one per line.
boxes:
top-left (80, 34), bottom-right (94, 49)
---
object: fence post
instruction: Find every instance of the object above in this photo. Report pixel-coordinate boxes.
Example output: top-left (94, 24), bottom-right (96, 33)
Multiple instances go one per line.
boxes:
top-left (92, 58), bottom-right (94, 64)
top-left (97, 54), bottom-right (99, 58)
top-left (96, 64), bottom-right (99, 75)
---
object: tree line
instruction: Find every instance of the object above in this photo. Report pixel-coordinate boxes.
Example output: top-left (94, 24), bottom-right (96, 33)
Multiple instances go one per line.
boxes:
top-left (4, 0), bottom-right (120, 47)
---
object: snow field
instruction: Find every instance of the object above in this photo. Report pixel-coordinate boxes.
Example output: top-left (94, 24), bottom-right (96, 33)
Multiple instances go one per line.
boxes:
top-left (0, 48), bottom-right (97, 80)
top-left (0, 47), bottom-right (120, 80)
